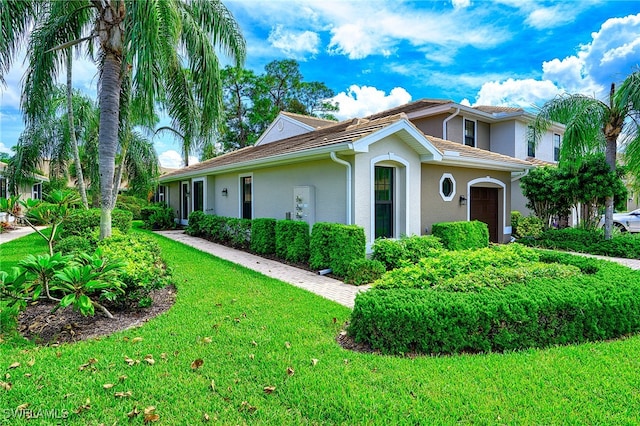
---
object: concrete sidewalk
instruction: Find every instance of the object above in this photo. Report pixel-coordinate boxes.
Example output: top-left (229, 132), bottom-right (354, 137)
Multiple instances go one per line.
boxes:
top-left (155, 230), bottom-right (369, 308)
top-left (0, 225), bottom-right (46, 245)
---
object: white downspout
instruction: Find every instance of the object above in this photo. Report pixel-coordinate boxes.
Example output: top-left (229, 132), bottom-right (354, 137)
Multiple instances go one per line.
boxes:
top-left (511, 168), bottom-right (530, 182)
top-left (330, 152), bottom-right (352, 225)
top-left (442, 107), bottom-right (460, 140)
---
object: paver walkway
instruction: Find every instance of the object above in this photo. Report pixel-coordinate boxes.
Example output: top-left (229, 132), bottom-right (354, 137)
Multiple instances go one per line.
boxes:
top-left (156, 230), bottom-right (369, 308)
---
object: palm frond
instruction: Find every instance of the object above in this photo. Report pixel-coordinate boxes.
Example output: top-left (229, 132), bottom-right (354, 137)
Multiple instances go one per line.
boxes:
top-left (0, 0), bottom-right (38, 85)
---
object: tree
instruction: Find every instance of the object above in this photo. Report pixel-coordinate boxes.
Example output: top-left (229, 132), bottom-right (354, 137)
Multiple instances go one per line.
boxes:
top-left (531, 69), bottom-right (640, 239)
top-left (219, 60), bottom-right (338, 152)
top-left (1, 0), bottom-right (245, 239)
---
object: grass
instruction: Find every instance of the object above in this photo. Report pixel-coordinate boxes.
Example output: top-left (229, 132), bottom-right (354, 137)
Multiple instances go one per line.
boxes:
top-left (2, 229), bottom-right (640, 424)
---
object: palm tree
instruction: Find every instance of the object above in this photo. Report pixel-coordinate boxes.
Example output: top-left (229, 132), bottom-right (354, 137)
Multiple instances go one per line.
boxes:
top-left (531, 70), bottom-right (640, 239)
top-left (1, 0), bottom-right (245, 238)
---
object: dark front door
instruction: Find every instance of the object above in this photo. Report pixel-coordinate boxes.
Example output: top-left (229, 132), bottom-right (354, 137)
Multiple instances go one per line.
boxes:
top-left (242, 176), bottom-right (252, 219)
top-left (181, 182), bottom-right (190, 222)
top-left (374, 166), bottom-right (394, 239)
top-left (470, 187), bottom-right (499, 242)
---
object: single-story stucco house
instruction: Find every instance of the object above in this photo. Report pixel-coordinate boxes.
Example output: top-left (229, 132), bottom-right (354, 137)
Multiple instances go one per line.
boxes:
top-left (159, 109), bottom-right (533, 248)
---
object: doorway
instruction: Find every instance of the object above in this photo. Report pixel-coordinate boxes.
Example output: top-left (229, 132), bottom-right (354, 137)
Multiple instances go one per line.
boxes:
top-left (470, 186), bottom-right (499, 242)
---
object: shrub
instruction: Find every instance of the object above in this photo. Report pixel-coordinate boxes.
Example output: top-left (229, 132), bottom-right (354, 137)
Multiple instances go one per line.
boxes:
top-left (374, 244), bottom-right (539, 290)
top-left (185, 210), bottom-right (207, 236)
top-left (275, 220), bottom-right (310, 264)
top-left (349, 259), bottom-right (640, 355)
top-left (145, 205), bottom-right (176, 230)
top-left (344, 258), bottom-right (385, 286)
top-left (54, 236), bottom-right (96, 255)
top-left (520, 228), bottom-right (640, 259)
top-left (115, 195), bottom-right (148, 220)
top-left (98, 233), bottom-right (172, 308)
top-left (225, 218), bottom-right (252, 249)
top-left (431, 221), bottom-right (489, 250)
top-left (251, 218), bottom-right (277, 255)
top-left (61, 208), bottom-right (132, 238)
top-left (372, 235), bottom-right (444, 270)
top-left (511, 211), bottom-right (544, 239)
top-left (309, 222), bottom-right (366, 277)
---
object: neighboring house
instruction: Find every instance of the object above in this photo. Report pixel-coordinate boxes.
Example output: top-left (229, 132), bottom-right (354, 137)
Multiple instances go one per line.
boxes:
top-left (0, 161), bottom-right (48, 201)
top-left (159, 105), bottom-right (533, 247)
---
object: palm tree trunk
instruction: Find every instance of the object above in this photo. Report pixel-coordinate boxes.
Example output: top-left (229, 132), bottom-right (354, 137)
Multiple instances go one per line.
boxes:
top-left (98, 52), bottom-right (122, 239)
top-left (603, 138), bottom-right (618, 240)
top-left (111, 140), bottom-right (127, 209)
top-left (67, 48), bottom-right (89, 209)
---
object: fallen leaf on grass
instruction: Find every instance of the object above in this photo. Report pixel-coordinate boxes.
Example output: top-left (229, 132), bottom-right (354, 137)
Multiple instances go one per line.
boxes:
top-left (103, 383), bottom-right (115, 389)
top-left (114, 391), bottom-right (132, 398)
top-left (27, 359), bottom-right (35, 367)
top-left (203, 413), bottom-right (210, 422)
top-left (119, 375), bottom-right (128, 381)
top-left (210, 380), bottom-right (215, 392)
top-left (131, 337), bottom-right (144, 344)
top-left (263, 386), bottom-right (276, 394)
top-left (144, 355), bottom-right (155, 365)
top-left (17, 403), bottom-right (29, 410)
top-left (144, 406), bottom-right (159, 423)
top-left (75, 399), bottom-right (90, 414)
top-left (8, 362), bottom-right (20, 369)
top-left (284, 341), bottom-right (291, 349)
top-left (251, 340), bottom-right (258, 346)
top-left (249, 354), bottom-right (255, 360)
top-left (191, 359), bottom-right (204, 370)
top-left (311, 359), bottom-right (319, 366)
top-left (160, 353), bottom-right (168, 360)
top-left (127, 406), bottom-right (140, 419)
top-left (239, 401), bottom-right (257, 413)
top-left (286, 367), bottom-right (295, 376)
top-left (201, 337), bottom-right (212, 344)
top-left (0, 381), bottom-right (11, 390)
top-left (124, 356), bottom-right (139, 366)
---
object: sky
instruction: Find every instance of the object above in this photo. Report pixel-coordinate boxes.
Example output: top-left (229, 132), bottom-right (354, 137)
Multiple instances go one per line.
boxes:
top-left (1, 0), bottom-right (639, 168)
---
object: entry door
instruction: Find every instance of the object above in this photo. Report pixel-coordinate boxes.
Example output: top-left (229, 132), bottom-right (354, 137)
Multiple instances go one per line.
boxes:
top-left (181, 181), bottom-right (190, 224)
top-left (241, 176), bottom-right (252, 219)
top-left (374, 166), bottom-right (394, 238)
top-left (470, 187), bottom-right (499, 242)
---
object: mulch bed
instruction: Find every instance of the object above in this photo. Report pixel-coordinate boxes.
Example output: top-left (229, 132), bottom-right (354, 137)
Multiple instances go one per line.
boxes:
top-left (16, 285), bottom-right (176, 345)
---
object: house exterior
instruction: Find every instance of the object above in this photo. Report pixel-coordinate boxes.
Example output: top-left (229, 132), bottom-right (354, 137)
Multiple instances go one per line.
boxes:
top-left (0, 161), bottom-right (48, 201)
top-left (159, 105), bottom-right (534, 247)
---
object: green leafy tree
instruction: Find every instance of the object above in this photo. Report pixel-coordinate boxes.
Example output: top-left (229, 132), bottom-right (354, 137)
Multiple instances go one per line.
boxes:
top-left (1, 0), bottom-right (245, 239)
top-left (220, 60), bottom-right (338, 152)
top-left (520, 166), bottom-right (571, 228)
top-left (530, 69), bottom-right (640, 239)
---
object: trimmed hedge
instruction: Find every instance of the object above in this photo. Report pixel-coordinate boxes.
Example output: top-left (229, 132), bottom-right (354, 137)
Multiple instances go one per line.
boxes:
top-left (511, 211), bottom-right (544, 238)
top-left (275, 220), bottom-right (310, 263)
top-left (60, 208), bottom-right (132, 238)
top-left (144, 205), bottom-right (176, 230)
top-left (186, 212), bottom-right (250, 249)
top-left (520, 228), bottom-right (640, 259)
top-left (251, 218), bottom-right (277, 255)
top-left (309, 222), bottom-right (366, 277)
top-left (344, 258), bottom-right (385, 286)
top-left (431, 220), bottom-right (489, 250)
top-left (350, 257), bottom-right (640, 355)
top-left (372, 235), bottom-right (443, 270)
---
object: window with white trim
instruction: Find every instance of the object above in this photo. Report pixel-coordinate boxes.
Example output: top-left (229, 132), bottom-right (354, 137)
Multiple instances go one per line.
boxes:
top-left (464, 119), bottom-right (476, 147)
top-left (439, 173), bottom-right (456, 201)
top-left (32, 182), bottom-right (42, 200)
top-left (553, 133), bottom-right (561, 161)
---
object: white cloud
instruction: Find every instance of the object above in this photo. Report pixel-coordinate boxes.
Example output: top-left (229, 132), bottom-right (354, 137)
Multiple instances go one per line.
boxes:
top-left (0, 142), bottom-right (13, 154)
top-left (331, 85), bottom-right (412, 119)
top-left (451, 0), bottom-right (471, 10)
top-left (525, 4), bottom-right (577, 29)
top-left (472, 13), bottom-right (640, 108)
top-left (268, 24), bottom-right (320, 59)
top-left (474, 78), bottom-right (560, 108)
top-left (158, 150), bottom-right (199, 169)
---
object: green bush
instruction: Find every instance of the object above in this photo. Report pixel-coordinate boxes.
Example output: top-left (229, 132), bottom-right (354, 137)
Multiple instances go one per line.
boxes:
top-left (350, 258), bottom-right (640, 355)
top-left (374, 244), bottom-right (539, 290)
top-left (344, 258), bottom-right (385, 286)
top-left (145, 206), bottom-right (176, 230)
top-left (251, 218), bottom-right (277, 255)
top-left (431, 221), bottom-right (489, 250)
top-left (115, 195), bottom-right (148, 220)
top-left (511, 211), bottom-right (544, 238)
top-left (54, 236), bottom-right (96, 255)
top-left (225, 218), bottom-right (252, 249)
top-left (520, 228), bottom-right (640, 259)
top-left (98, 233), bottom-right (172, 308)
top-left (185, 210), bottom-right (207, 236)
top-left (372, 235), bottom-right (444, 270)
top-left (275, 220), bottom-right (310, 264)
top-left (309, 222), bottom-right (366, 277)
top-left (61, 208), bottom-right (132, 238)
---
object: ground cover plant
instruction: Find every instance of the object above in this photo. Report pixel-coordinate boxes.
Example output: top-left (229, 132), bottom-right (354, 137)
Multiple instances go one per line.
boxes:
top-left (2, 231), bottom-right (640, 423)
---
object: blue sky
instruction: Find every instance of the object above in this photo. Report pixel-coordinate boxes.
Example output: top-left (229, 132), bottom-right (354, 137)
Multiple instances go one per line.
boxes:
top-left (1, 0), bottom-right (639, 168)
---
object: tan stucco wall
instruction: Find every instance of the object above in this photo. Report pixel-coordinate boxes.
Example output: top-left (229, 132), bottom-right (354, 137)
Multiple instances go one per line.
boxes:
top-left (421, 164), bottom-right (512, 243)
top-left (411, 114), bottom-right (449, 138)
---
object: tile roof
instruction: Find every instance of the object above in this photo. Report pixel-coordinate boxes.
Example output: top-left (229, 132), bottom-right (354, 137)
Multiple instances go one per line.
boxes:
top-left (365, 99), bottom-right (453, 120)
top-left (428, 137), bottom-right (532, 167)
top-left (280, 111), bottom-right (337, 129)
top-left (525, 157), bottom-right (557, 167)
top-left (472, 105), bottom-right (524, 115)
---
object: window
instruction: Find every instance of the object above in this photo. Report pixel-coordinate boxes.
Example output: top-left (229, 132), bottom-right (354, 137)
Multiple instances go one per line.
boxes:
top-left (241, 176), bottom-right (252, 219)
top-left (193, 180), bottom-right (204, 212)
top-left (374, 166), bottom-right (394, 238)
top-left (553, 133), bottom-right (561, 161)
top-left (32, 182), bottom-right (42, 200)
top-left (152, 185), bottom-right (166, 203)
top-left (439, 173), bottom-right (456, 201)
top-left (0, 177), bottom-right (7, 199)
top-left (464, 119), bottom-right (476, 147)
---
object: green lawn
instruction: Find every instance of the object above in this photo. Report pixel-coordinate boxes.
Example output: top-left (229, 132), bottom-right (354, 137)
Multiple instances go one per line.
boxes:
top-left (2, 230), bottom-right (640, 424)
